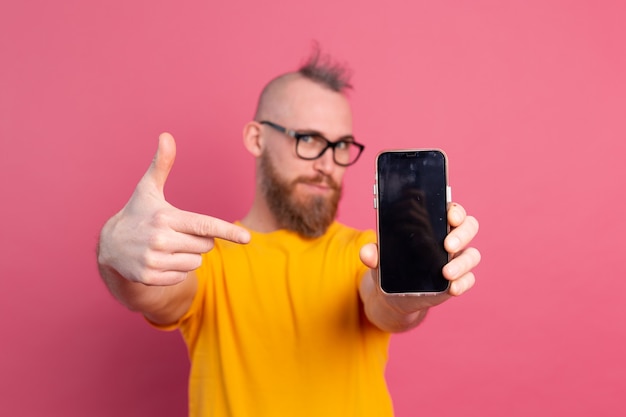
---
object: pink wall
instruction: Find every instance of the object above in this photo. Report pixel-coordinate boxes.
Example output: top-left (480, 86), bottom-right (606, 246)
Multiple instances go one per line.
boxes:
top-left (2, 1), bottom-right (625, 416)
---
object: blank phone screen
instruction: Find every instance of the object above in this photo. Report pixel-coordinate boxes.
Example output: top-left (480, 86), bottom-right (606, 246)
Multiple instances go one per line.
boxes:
top-left (376, 150), bottom-right (449, 293)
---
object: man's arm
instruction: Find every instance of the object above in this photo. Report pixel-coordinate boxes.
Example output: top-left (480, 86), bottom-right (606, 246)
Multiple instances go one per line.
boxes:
top-left (359, 203), bottom-right (481, 333)
top-left (97, 133), bottom-right (250, 325)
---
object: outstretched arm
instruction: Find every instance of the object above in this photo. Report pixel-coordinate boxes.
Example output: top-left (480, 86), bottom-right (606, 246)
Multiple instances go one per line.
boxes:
top-left (97, 133), bottom-right (250, 325)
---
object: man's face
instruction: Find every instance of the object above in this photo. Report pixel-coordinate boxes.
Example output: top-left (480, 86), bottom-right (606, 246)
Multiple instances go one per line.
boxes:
top-left (258, 77), bottom-right (353, 237)
top-left (259, 150), bottom-right (341, 238)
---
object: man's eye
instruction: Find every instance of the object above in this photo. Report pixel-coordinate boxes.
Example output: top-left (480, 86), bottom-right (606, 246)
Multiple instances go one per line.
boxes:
top-left (299, 135), bottom-right (315, 144)
top-left (299, 134), bottom-right (326, 146)
top-left (335, 141), bottom-right (352, 150)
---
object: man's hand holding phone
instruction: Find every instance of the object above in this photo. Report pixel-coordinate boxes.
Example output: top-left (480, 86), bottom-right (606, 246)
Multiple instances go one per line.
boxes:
top-left (359, 202), bottom-right (481, 331)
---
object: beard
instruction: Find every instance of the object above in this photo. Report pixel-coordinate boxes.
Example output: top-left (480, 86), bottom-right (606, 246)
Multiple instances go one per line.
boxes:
top-left (259, 151), bottom-right (342, 238)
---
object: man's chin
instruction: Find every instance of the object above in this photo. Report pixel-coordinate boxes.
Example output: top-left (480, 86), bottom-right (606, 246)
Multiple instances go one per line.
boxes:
top-left (281, 196), bottom-right (338, 238)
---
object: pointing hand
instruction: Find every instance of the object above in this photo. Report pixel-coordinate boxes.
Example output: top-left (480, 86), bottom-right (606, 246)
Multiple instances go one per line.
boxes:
top-left (98, 133), bottom-right (250, 286)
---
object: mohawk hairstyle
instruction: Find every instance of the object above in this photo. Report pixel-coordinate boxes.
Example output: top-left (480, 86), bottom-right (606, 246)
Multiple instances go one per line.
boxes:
top-left (298, 43), bottom-right (353, 93)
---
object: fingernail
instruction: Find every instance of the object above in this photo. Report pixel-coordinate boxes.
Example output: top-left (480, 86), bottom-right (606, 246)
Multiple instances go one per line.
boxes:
top-left (240, 231), bottom-right (251, 243)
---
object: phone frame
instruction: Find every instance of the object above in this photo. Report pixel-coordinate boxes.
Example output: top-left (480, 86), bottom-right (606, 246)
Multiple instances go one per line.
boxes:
top-left (374, 149), bottom-right (451, 296)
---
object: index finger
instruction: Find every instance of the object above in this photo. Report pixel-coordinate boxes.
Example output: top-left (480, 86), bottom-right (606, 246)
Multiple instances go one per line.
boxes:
top-left (171, 210), bottom-right (251, 243)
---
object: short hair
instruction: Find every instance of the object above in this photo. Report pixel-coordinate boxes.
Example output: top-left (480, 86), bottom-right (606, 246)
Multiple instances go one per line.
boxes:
top-left (297, 44), bottom-right (353, 93)
top-left (253, 45), bottom-right (352, 120)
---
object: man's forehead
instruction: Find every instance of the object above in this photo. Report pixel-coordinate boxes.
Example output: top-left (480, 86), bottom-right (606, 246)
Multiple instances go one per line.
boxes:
top-left (277, 77), bottom-right (353, 134)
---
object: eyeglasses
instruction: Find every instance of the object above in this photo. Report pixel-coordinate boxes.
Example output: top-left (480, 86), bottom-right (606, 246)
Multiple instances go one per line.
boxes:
top-left (259, 120), bottom-right (365, 167)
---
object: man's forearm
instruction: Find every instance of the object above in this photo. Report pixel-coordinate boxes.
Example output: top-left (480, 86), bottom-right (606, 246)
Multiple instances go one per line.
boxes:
top-left (96, 243), bottom-right (197, 325)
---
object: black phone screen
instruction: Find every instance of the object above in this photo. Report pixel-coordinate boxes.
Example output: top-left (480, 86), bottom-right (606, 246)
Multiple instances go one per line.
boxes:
top-left (376, 150), bottom-right (449, 294)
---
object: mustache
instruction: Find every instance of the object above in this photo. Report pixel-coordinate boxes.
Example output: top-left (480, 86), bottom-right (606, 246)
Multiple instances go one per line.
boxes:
top-left (293, 174), bottom-right (341, 191)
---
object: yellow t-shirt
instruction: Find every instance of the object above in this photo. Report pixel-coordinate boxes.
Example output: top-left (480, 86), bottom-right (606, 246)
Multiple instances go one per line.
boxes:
top-left (165, 221), bottom-right (392, 417)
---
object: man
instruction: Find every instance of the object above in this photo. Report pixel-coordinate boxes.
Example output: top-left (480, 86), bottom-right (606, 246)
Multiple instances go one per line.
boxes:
top-left (97, 51), bottom-right (481, 416)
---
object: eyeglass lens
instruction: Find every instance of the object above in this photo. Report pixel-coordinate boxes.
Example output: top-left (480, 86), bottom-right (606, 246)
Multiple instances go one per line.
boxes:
top-left (296, 135), bottom-right (360, 165)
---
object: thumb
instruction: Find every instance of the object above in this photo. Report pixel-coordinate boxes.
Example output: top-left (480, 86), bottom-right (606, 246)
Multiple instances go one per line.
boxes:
top-left (142, 132), bottom-right (176, 193)
top-left (359, 243), bottom-right (379, 270)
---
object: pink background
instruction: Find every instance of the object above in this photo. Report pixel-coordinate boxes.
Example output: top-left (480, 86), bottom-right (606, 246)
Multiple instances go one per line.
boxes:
top-left (1, 1), bottom-right (625, 416)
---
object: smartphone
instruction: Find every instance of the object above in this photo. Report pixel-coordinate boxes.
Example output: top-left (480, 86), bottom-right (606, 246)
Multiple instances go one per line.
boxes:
top-left (375, 149), bottom-right (451, 295)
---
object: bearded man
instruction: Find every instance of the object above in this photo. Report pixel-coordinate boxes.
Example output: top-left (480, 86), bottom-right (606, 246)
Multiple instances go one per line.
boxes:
top-left (97, 50), bottom-right (481, 417)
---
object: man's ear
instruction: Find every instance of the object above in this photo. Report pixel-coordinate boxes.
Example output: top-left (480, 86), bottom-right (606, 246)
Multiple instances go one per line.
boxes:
top-left (243, 121), bottom-right (263, 157)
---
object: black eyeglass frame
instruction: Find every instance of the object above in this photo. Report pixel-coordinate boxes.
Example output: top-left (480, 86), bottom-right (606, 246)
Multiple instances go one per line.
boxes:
top-left (258, 120), bottom-right (365, 167)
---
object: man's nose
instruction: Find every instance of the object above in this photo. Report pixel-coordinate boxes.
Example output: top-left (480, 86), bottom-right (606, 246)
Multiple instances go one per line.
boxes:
top-left (313, 146), bottom-right (336, 174)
